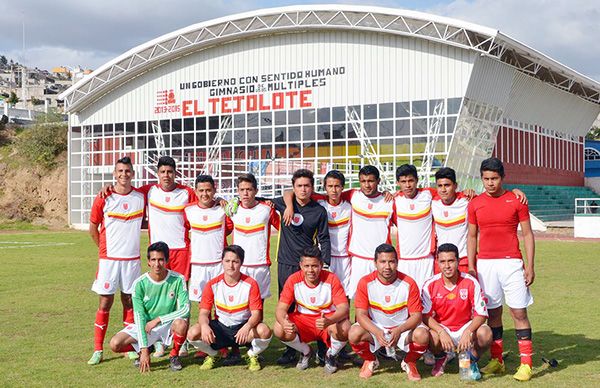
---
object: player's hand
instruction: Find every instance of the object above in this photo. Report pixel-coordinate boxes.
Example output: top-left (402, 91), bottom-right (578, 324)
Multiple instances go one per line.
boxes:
top-left (201, 324), bottom-right (216, 344)
top-left (282, 207), bottom-right (294, 227)
top-left (145, 318), bottom-right (160, 334)
top-left (315, 312), bottom-right (331, 330)
top-left (438, 330), bottom-right (454, 352)
top-left (99, 184), bottom-right (113, 199)
top-left (217, 198), bottom-right (227, 208)
top-left (512, 189), bottom-right (528, 205)
top-left (388, 327), bottom-right (402, 348)
top-left (524, 267), bottom-right (535, 286)
top-left (383, 190), bottom-right (394, 202)
top-left (467, 266), bottom-right (477, 279)
top-left (283, 314), bottom-right (296, 335)
top-left (463, 189), bottom-right (476, 200)
top-left (456, 329), bottom-right (473, 352)
top-left (139, 348), bottom-right (151, 373)
top-left (264, 200), bottom-right (275, 208)
top-left (235, 324), bottom-right (252, 345)
top-left (375, 328), bottom-right (389, 347)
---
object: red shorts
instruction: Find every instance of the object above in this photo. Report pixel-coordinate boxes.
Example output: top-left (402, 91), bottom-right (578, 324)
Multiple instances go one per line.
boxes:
top-left (166, 248), bottom-right (191, 280)
top-left (433, 257), bottom-right (471, 275)
top-left (289, 312), bottom-right (333, 347)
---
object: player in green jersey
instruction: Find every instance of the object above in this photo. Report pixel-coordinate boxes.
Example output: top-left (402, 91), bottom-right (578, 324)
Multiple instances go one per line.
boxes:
top-left (109, 242), bottom-right (190, 372)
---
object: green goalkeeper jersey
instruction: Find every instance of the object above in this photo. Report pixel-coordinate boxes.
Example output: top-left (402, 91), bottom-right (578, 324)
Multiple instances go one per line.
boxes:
top-left (132, 270), bottom-right (190, 348)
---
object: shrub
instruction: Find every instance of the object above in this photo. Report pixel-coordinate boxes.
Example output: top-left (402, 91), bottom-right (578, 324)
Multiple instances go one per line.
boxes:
top-left (15, 114), bottom-right (67, 169)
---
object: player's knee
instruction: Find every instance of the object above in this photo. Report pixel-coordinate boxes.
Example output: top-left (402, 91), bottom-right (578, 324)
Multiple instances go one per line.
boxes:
top-left (187, 324), bottom-right (202, 341)
top-left (273, 322), bottom-right (284, 338)
top-left (109, 336), bottom-right (122, 352)
top-left (477, 325), bottom-right (493, 347)
top-left (348, 324), bottom-right (364, 344)
top-left (257, 323), bottom-right (272, 338)
top-left (510, 307), bottom-right (528, 322)
top-left (172, 318), bottom-right (188, 335)
top-left (412, 327), bottom-right (430, 345)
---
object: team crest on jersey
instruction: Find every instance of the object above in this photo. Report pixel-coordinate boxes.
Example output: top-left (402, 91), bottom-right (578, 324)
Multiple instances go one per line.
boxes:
top-left (203, 215), bottom-right (208, 221)
top-left (245, 217), bottom-right (251, 224)
top-left (165, 196), bottom-right (171, 203)
top-left (385, 295), bottom-right (391, 303)
top-left (410, 203), bottom-right (415, 210)
top-left (310, 296), bottom-right (316, 304)
top-left (193, 289), bottom-right (198, 295)
top-left (331, 211), bottom-right (337, 219)
top-left (291, 213), bottom-right (304, 226)
top-left (123, 202), bottom-right (129, 210)
top-left (443, 210), bottom-right (449, 217)
top-left (168, 290), bottom-right (175, 299)
top-left (460, 289), bottom-right (468, 300)
top-left (228, 295), bottom-right (234, 302)
top-left (367, 203), bottom-right (373, 210)
top-left (104, 282), bottom-right (110, 289)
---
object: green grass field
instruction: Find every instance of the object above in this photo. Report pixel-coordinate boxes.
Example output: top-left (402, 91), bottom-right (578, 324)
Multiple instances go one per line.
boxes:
top-left (1, 230), bottom-right (599, 387)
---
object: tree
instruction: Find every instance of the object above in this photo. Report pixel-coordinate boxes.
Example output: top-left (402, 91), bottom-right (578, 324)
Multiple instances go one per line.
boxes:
top-left (7, 91), bottom-right (19, 106)
top-left (0, 55), bottom-right (7, 66)
top-left (586, 126), bottom-right (600, 140)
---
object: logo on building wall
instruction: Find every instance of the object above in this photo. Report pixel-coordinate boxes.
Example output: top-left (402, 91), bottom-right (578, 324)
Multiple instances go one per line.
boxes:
top-left (154, 89), bottom-right (181, 114)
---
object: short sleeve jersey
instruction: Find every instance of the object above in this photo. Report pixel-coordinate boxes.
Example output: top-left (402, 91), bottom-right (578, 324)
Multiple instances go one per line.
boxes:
top-left (317, 199), bottom-right (351, 257)
top-left (132, 271), bottom-right (190, 348)
top-left (199, 273), bottom-right (262, 327)
top-left (431, 192), bottom-right (469, 259)
top-left (230, 202), bottom-right (280, 266)
top-left (280, 270), bottom-right (347, 316)
top-left (421, 273), bottom-right (487, 331)
top-left (394, 188), bottom-right (436, 259)
top-left (354, 271), bottom-right (422, 328)
top-left (89, 189), bottom-right (145, 260)
top-left (183, 202), bottom-right (232, 264)
top-left (467, 191), bottom-right (530, 259)
top-left (346, 190), bottom-right (394, 260)
top-left (142, 184), bottom-right (196, 249)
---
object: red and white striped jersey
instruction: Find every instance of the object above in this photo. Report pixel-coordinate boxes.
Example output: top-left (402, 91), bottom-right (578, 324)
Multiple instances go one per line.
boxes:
top-left (141, 184), bottom-right (196, 249)
top-left (345, 190), bottom-right (394, 260)
top-left (431, 193), bottom-right (469, 259)
top-left (422, 273), bottom-right (487, 331)
top-left (90, 189), bottom-right (145, 260)
top-left (230, 202), bottom-right (280, 266)
top-left (317, 199), bottom-right (351, 257)
top-left (199, 273), bottom-right (262, 327)
top-left (183, 203), bottom-right (233, 264)
top-left (354, 271), bottom-right (422, 328)
top-left (279, 270), bottom-right (347, 316)
top-left (394, 188), bottom-right (436, 259)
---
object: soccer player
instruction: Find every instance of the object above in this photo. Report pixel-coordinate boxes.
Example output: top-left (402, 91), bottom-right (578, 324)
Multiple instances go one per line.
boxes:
top-left (467, 157), bottom-right (535, 381)
top-left (229, 173), bottom-right (280, 300)
top-left (422, 243), bottom-right (491, 379)
top-left (183, 174), bottom-right (232, 302)
top-left (187, 245), bottom-right (272, 372)
top-left (88, 156), bottom-right (145, 365)
top-left (108, 241), bottom-right (190, 372)
top-left (274, 246), bottom-right (351, 374)
top-left (349, 243), bottom-right (429, 381)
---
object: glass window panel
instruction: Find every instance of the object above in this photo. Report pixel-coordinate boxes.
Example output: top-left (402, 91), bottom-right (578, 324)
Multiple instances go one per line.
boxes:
top-left (196, 117), bottom-right (206, 130)
top-left (396, 101), bottom-right (410, 118)
top-left (395, 137), bottom-right (410, 154)
top-left (288, 110), bottom-right (301, 124)
top-left (412, 100), bottom-right (427, 116)
top-left (172, 133), bottom-right (182, 147)
top-left (247, 113), bottom-right (258, 127)
top-left (303, 142), bottom-right (316, 158)
top-left (275, 111), bottom-right (286, 125)
top-left (274, 127), bottom-right (286, 142)
top-left (184, 133), bottom-right (194, 147)
top-left (260, 127), bottom-right (272, 142)
top-left (379, 138), bottom-right (394, 155)
top-left (234, 129), bottom-right (246, 144)
top-left (148, 135), bottom-right (157, 149)
top-left (171, 119), bottom-right (182, 132)
top-left (103, 124), bottom-right (113, 136)
top-left (379, 103), bottom-right (393, 119)
top-left (208, 131), bottom-right (217, 145)
top-left (447, 117), bottom-right (457, 134)
top-left (183, 118), bottom-right (194, 131)
top-left (380, 120), bottom-right (394, 137)
top-left (208, 116), bottom-right (220, 129)
top-left (222, 131), bottom-right (232, 145)
top-left (303, 125), bottom-right (315, 141)
top-left (302, 108), bottom-right (316, 124)
top-left (115, 123), bottom-right (125, 135)
top-left (364, 104), bottom-right (377, 120)
top-left (260, 112), bottom-right (272, 126)
top-left (332, 123), bottom-right (345, 139)
top-left (332, 141), bottom-right (346, 158)
top-left (412, 136), bottom-right (427, 154)
top-left (163, 133), bottom-right (171, 148)
top-left (413, 118), bottom-right (428, 135)
top-left (247, 128), bottom-right (259, 143)
top-left (428, 99), bottom-right (444, 116)
top-left (347, 124), bottom-right (357, 139)
top-left (318, 142), bottom-right (331, 157)
top-left (288, 126), bottom-right (301, 142)
top-left (93, 124), bottom-right (103, 136)
top-left (160, 120), bottom-right (170, 132)
top-left (234, 114), bottom-right (245, 128)
top-left (447, 97), bottom-right (462, 115)
top-left (138, 122), bottom-right (147, 134)
top-left (332, 106), bottom-right (346, 122)
top-left (365, 121), bottom-right (377, 137)
top-left (126, 122), bottom-right (135, 135)
top-left (317, 108), bottom-right (330, 123)
top-left (195, 131), bottom-right (206, 146)
top-left (317, 124), bottom-right (331, 140)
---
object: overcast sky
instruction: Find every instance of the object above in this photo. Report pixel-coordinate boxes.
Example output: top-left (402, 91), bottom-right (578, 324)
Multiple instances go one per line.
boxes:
top-left (2, 0), bottom-right (599, 81)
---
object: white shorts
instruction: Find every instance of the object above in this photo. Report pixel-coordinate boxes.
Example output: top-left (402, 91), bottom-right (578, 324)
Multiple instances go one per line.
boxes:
top-left (351, 322), bottom-right (412, 353)
top-left (120, 322), bottom-right (174, 353)
top-left (348, 257), bottom-right (375, 299)
top-left (241, 265), bottom-right (271, 299)
top-left (477, 259), bottom-right (533, 309)
top-left (438, 321), bottom-right (488, 345)
top-left (330, 256), bottom-right (351, 296)
top-left (91, 259), bottom-right (141, 295)
top-left (189, 262), bottom-right (223, 302)
top-left (397, 256), bottom-right (434, 290)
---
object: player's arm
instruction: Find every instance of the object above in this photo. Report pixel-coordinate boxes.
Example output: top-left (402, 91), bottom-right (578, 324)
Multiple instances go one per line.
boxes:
top-left (158, 278), bottom-right (191, 326)
top-left (520, 219), bottom-right (535, 286)
top-left (423, 315), bottom-right (454, 352)
top-left (356, 307), bottom-right (389, 346)
top-left (316, 302), bottom-right (348, 330)
top-left (456, 315), bottom-right (486, 352)
top-left (511, 188), bottom-right (528, 205)
top-left (88, 195), bottom-right (105, 247)
top-left (88, 222), bottom-right (100, 247)
top-left (198, 307), bottom-right (215, 344)
top-left (275, 300), bottom-right (296, 335)
top-left (132, 282), bottom-right (151, 372)
top-left (467, 223), bottom-right (478, 277)
top-left (316, 209), bottom-right (331, 266)
top-left (235, 282), bottom-right (263, 344)
top-left (389, 279), bottom-right (423, 346)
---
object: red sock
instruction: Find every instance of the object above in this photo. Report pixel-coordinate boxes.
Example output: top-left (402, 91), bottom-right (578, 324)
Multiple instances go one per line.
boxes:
top-left (170, 333), bottom-right (186, 357)
top-left (123, 308), bottom-right (134, 327)
top-left (405, 342), bottom-right (428, 363)
top-left (120, 343), bottom-right (135, 353)
top-left (491, 339), bottom-right (504, 363)
top-left (518, 340), bottom-right (533, 367)
top-left (94, 310), bottom-right (110, 351)
top-left (219, 348), bottom-right (229, 357)
top-left (350, 341), bottom-right (375, 361)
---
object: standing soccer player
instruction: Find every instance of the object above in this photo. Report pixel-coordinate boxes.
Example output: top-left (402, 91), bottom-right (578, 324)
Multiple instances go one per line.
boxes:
top-left (422, 243), bottom-right (491, 379)
top-left (188, 245), bottom-right (273, 372)
top-left (109, 242), bottom-right (190, 372)
top-left (467, 157), bottom-right (535, 381)
top-left (88, 156), bottom-right (145, 365)
top-left (349, 244), bottom-right (429, 381)
top-left (274, 246), bottom-right (351, 374)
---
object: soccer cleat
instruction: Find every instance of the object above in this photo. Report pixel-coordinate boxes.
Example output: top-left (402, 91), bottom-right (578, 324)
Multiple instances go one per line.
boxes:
top-left (153, 341), bottom-right (165, 358)
top-left (324, 352), bottom-right (338, 374)
top-left (222, 350), bottom-right (242, 366)
top-left (513, 363), bottom-right (533, 381)
top-left (277, 347), bottom-right (298, 365)
top-left (481, 358), bottom-right (506, 375)
top-left (169, 356), bottom-right (183, 371)
top-left (423, 351), bottom-right (436, 366)
top-left (127, 351), bottom-right (139, 360)
top-left (431, 355), bottom-right (448, 377)
top-left (246, 355), bottom-right (262, 372)
top-left (296, 348), bottom-right (313, 371)
top-left (133, 358), bottom-right (140, 368)
top-left (338, 346), bottom-right (352, 361)
top-left (87, 350), bottom-right (103, 365)
top-left (199, 355), bottom-right (219, 371)
top-left (315, 341), bottom-right (327, 366)
top-left (470, 362), bottom-right (482, 381)
top-left (359, 358), bottom-right (379, 379)
top-left (194, 351), bottom-right (207, 359)
top-left (401, 360), bottom-right (422, 381)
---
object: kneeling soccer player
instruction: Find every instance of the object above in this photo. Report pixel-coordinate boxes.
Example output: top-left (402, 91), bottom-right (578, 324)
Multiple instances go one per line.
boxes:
top-left (349, 243), bottom-right (429, 381)
top-left (188, 245), bottom-right (272, 371)
top-left (109, 241), bottom-right (190, 372)
top-left (422, 243), bottom-right (491, 379)
top-left (274, 246), bottom-right (351, 374)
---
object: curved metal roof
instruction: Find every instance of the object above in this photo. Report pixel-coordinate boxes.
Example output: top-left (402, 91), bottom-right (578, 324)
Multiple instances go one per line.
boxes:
top-left (60, 4), bottom-right (600, 112)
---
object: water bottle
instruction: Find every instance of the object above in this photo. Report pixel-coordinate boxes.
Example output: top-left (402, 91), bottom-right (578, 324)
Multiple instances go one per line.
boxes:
top-left (384, 330), bottom-right (397, 360)
top-left (458, 351), bottom-right (471, 380)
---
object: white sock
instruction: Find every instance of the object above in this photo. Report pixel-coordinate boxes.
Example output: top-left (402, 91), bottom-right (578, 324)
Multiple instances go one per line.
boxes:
top-left (248, 336), bottom-right (272, 357)
top-left (282, 334), bottom-right (310, 356)
top-left (328, 337), bottom-right (347, 356)
top-left (188, 340), bottom-right (218, 356)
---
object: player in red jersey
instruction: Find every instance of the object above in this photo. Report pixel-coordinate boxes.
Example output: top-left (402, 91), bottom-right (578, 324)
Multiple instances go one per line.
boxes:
top-left (349, 244), bottom-right (430, 381)
top-left (274, 246), bottom-right (351, 374)
top-left (422, 243), bottom-right (491, 379)
top-left (188, 245), bottom-right (272, 372)
top-left (88, 156), bottom-right (145, 365)
top-left (467, 157), bottom-right (535, 381)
